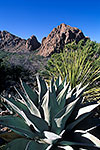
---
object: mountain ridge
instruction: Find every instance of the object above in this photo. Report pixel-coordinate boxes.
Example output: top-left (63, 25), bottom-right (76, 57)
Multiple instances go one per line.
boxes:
top-left (38, 23), bottom-right (88, 57)
top-left (0, 24), bottom-right (89, 56)
top-left (0, 30), bottom-right (41, 52)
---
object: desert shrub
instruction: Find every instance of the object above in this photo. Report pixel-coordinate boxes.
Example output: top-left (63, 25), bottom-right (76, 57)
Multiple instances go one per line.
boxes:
top-left (0, 50), bottom-right (48, 95)
top-left (0, 59), bottom-right (31, 95)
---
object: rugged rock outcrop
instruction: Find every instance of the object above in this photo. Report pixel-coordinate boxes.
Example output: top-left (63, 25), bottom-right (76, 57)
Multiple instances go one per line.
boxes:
top-left (0, 24), bottom-right (88, 55)
top-left (38, 23), bottom-right (87, 57)
top-left (26, 35), bottom-right (41, 51)
top-left (0, 31), bottom-right (41, 52)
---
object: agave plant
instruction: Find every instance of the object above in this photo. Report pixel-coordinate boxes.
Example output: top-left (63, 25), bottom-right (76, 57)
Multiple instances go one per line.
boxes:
top-left (0, 76), bottom-right (100, 150)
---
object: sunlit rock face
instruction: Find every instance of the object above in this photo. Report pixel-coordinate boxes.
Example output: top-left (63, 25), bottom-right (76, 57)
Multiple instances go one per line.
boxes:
top-left (38, 23), bottom-right (86, 57)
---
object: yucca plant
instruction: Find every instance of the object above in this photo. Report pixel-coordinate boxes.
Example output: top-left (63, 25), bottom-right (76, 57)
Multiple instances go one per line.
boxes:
top-left (0, 76), bottom-right (100, 150)
top-left (42, 40), bottom-right (100, 102)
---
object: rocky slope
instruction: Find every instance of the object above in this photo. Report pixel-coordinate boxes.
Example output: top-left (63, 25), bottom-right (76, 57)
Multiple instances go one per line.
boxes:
top-left (38, 23), bottom-right (87, 57)
top-left (0, 24), bottom-right (88, 56)
top-left (0, 31), bottom-right (41, 52)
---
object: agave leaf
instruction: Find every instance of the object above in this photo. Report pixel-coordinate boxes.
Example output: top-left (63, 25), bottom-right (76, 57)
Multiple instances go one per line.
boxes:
top-left (65, 87), bottom-right (76, 104)
top-left (43, 131), bottom-right (61, 144)
top-left (66, 103), bottom-right (100, 131)
top-left (53, 98), bottom-right (79, 134)
top-left (57, 82), bottom-right (70, 108)
top-left (14, 87), bottom-right (28, 105)
top-left (75, 103), bottom-right (100, 119)
top-left (2, 96), bottom-right (34, 118)
top-left (75, 84), bottom-right (89, 98)
top-left (68, 83), bottom-right (88, 104)
top-left (50, 77), bottom-right (55, 92)
top-left (23, 110), bottom-right (49, 133)
top-left (73, 115), bottom-right (100, 133)
top-left (58, 145), bottom-right (74, 150)
top-left (2, 95), bottom-right (48, 134)
top-left (83, 133), bottom-right (100, 148)
top-left (88, 125), bottom-right (100, 140)
top-left (4, 138), bottom-right (48, 150)
top-left (50, 77), bottom-right (56, 93)
top-left (45, 145), bottom-right (53, 150)
top-left (1, 102), bottom-right (13, 114)
top-left (15, 88), bottom-right (41, 117)
top-left (59, 140), bottom-right (100, 148)
top-left (0, 116), bottom-right (36, 138)
top-left (75, 82), bottom-right (82, 91)
top-left (2, 97), bottom-right (41, 133)
top-left (19, 81), bottom-right (41, 118)
top-left (42, 90), bottom-right (59, 126)
top-left (75, 130), bottom-right (100, 147)
top-left (55, 76), bottom-right (62, 88)
top-left (72, 130), bottom-right (100, 149)
top-left (55, 76), bottom-right (67, 96)
top-left (2, 96), bottom-right (26, 111)
top-left (27, 140), bottom-right (48, 150)
top-left (20, 80), bottom-right (38, 107)
top-left (36, 75), bottom-right (48, 103)
top-left (2, 97), bottom-right (28, 120)
top-left (66, 84), bottom-right (88, 105)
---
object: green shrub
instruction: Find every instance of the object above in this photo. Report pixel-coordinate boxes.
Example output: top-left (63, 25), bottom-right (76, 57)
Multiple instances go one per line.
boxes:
top-left (42, 39), bottom-right (100, 102)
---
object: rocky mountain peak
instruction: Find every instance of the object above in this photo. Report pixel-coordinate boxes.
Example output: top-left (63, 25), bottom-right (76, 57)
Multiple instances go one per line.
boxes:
top-left (0, 31), bottom-right (41, 52)
top-left (26, 35), bottom-right (41, 51)
top-left (0, 24), bottom-right (88, 56)
top-left (38, 23), bottom-right (87, 57)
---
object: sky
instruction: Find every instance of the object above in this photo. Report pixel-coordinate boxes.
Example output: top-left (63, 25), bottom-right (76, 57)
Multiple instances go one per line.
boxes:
top-left (0, 0), bottom-right (100, 43)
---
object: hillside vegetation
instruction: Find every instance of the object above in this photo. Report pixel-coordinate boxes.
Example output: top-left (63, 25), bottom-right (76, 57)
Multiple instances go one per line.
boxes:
top-left (0, 50), bottom-right (48, 94)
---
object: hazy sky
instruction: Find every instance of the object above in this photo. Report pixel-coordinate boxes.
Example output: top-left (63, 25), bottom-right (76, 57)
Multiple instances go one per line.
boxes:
top-left (0, 0), bottom-right (100, 42)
